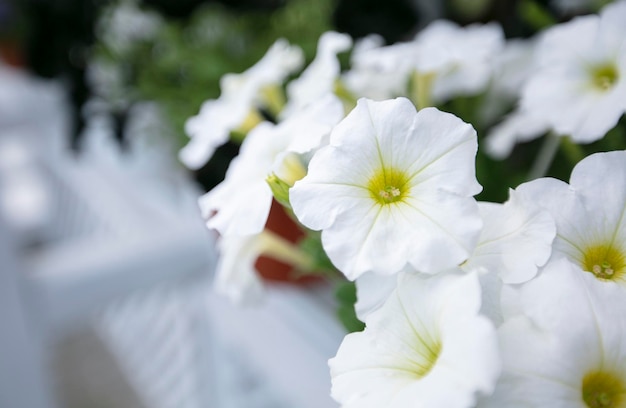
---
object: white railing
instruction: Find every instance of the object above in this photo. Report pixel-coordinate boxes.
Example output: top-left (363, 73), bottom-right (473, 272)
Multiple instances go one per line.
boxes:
top-left (0, 64), bottom-right (345, 408)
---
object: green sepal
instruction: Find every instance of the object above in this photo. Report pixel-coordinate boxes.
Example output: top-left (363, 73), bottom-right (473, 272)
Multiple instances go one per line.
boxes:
top-left (266, 173), bottom-right (292, 209)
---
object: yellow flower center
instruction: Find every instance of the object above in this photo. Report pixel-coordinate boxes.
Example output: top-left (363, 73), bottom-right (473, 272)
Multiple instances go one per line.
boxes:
top-left (581, 244), bottom-right (626, 281)
top-left (590, 63), bottom-right (619, 92)
top-left (582, 371), bottom-right (626, 408)
top-left (367, 167), bottom-right (410, 205)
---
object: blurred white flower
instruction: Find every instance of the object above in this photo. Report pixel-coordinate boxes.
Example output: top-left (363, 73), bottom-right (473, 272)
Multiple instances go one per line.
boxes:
top-left (215, 230), bottom-right (314, 305)
top-left (330, 271), bottom-right (500, 408)
top-left (487, 39), bottom-right (537, 100)
top-left (180, 39), bottom-right (303, 169)
top-left (341, 34), bottom-right (413, 101)
top-left (214, 233), bottom-right (265, 305)
top-left (480, 38), bottom-right (537, 125)
top-left (414, 20), bottom-right (504, 102)
top-left (282, 31), bottom-right (352, 118)
top-left (180, 95), bottom-right (256, 170)
top-left (520, 2), bottom-right (626, 142)
top-left (516, 150), bottom-right (626, 286)
top-left (484, 109), bottom-right (550, 159)
top-left (198, 121), bottom-right (282, 237)
top-left (200, 95), bottom-right (343, 236)
top-left (341, 21), bottom-right (504, 106)
top-left (97, 0), bottom-right (163, 56)
top-left (290, 97), bottom-right (482, 280)
top-left (482, 258), bottom-right (626, 407)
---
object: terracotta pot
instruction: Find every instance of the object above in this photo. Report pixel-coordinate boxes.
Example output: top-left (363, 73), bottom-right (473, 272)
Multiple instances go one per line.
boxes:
top-left (255, 200), bottom-right (320, 284)
top-left (0, 41), bottom-right (23, 67)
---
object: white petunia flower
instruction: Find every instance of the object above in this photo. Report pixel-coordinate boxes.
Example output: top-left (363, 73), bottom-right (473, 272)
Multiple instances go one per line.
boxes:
top-left (413, 20), bottom-right (504, 102)
top-left (464, 189), bottom-right (555, 285)
top-left (516, 150), bottom-right (626, 286)
top-left (200, 95), bottom-right (344, 236)
top-left (353, 271), bottom-right (400, 322)
top-left (464, 189), bottom-right (555, 324)
top-left (481, 258), bottom-right (626, 407)
top-left (520, 2), bottom-right (626, 143)
top-left (281, 31), bottom-right (352, 118)
top-left (330, 271), bottom-right (501, 408)
top-left (290, 97), bottom-right (482, 280)
top-left (354, 187), bottom-right (555, 323)
top-left (180, 39), bottom-right (303, 169)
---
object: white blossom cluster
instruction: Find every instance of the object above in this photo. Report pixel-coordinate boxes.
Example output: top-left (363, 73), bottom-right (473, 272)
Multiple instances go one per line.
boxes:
top-left (182, 1), bottom-right (626, 406)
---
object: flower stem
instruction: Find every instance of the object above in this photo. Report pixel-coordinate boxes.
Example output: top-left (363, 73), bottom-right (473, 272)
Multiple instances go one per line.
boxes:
top-left (260, 84), bottom-right (286, 118)
top-left (527, 132), bottom-right (560, 180)
top-left (334, 79), bottom-right (358, 114)
top-left (411, 71), bottom-right (436, 110)
top-left (559, 136), bottom-right (585, 165)
top-left (231, 109), bottom-right (264, 143)
top-left (258, 230), bottom-right (315, 271)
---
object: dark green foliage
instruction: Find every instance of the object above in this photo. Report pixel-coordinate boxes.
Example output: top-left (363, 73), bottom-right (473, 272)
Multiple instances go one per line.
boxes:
top-left (335, 281), bottom-right (365, 333)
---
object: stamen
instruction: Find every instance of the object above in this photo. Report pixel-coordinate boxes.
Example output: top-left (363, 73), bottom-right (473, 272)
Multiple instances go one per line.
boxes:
top-left (582, 244), bottom-right (625, 281)
top-left (582, 371), bottom-right (625, 408)
top-left (590, 63), bottom-right (619, 91)
top-left (379, 186), bottom-right (401, 201)
top-left (368, 167), bottom-right (409, 205)
top-left (591, 263), bottom-right (615, 279)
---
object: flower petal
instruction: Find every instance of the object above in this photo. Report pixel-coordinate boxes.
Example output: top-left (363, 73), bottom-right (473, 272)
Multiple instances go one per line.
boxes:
top-left (330, 271), bottom-right (500, 408)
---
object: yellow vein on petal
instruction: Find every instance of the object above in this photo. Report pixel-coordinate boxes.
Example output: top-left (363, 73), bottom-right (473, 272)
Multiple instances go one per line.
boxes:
top-left (395, 290), bottom-right (441, 359)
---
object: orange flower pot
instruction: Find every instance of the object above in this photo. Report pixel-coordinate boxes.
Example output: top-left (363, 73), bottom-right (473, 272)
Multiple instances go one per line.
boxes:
top-left (255, 200), bottom-right (320, 284)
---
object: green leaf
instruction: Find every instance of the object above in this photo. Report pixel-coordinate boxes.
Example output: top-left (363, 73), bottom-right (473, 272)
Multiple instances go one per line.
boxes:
top-left (298, 231), bottom-right (337, 274)
top-left (519, 0), bottom-right (557, 31)
top-left (335, 281), bottom-right (365, 333)
top-left (337, 304), bottom-right (365, 333)
top-left (266, 173), bottom-right (292, 209)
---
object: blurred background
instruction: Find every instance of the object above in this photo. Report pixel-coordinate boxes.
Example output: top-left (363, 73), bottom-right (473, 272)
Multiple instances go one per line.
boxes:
top-left (4, 0), bottom-right (610, 195)
top-left (0, 0), bottom-right (612, 407)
